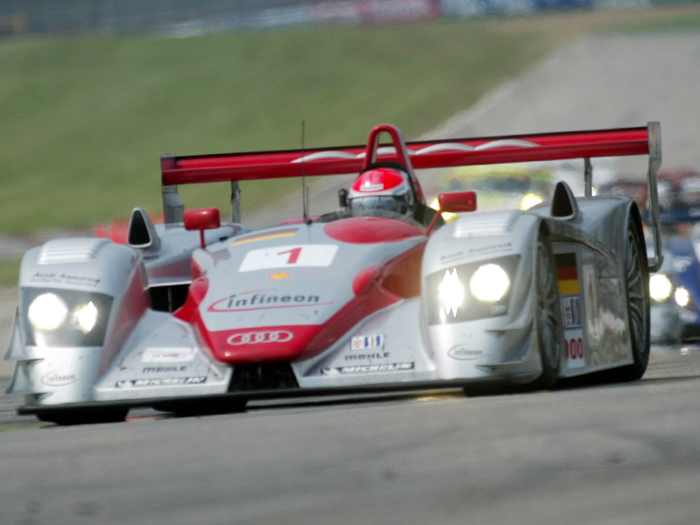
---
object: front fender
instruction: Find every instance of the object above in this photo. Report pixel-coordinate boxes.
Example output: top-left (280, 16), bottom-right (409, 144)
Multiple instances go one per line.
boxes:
top-left (422, 211), bottom-right (543, 379)
top-left (6, 238), bottom-right (148, 405)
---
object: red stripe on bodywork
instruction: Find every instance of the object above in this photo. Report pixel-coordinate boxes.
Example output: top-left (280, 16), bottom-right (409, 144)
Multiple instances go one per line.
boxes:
top-left (176, 244), bottom-right (425, 364)
top-left (207, 285), bottom-right (400, 364)
top-left (324, 216), bottom-right (424, 244)
top-left (172, 277), bottom-right (221, 359)
top-left (208, 325), bottom-right (323, 362)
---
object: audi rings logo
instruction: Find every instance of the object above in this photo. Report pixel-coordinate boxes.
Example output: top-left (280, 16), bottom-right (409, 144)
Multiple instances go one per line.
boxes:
top-left (227, 331), bottom-right (294, 346)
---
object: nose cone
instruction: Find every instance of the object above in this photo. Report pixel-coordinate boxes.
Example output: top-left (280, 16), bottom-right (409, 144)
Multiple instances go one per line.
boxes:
top-left (207, 324), bottom-right (327, 363)
top-left (184, 219), bottom-right (425, 365)
top-left (199, 280), bottom-right (350, 364)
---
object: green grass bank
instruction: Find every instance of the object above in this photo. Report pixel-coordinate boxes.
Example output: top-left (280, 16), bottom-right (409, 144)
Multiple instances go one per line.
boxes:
top-left (2, 5), bottom-right (700, 238)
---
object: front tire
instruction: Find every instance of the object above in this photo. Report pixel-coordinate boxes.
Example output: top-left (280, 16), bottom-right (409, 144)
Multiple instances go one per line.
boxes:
top-left (153, 397), bottom-right (248, 417)
top-left (37, 407), bottom-right (129, 426)
top-left (531, 232), bottom-right (564, 390)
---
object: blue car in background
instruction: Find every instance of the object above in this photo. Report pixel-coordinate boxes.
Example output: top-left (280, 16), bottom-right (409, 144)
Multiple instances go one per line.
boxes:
top-left (649, 236), bottom-right (700, 343)
top-left (601, 169), bottom-right (700, 344)
top-left (647, 169), bottom-right (700, 344)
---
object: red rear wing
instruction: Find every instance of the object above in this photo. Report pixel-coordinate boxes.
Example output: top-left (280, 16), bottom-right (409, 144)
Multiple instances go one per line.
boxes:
top-left (159, 122), bottom-right (663, 271)
top-left (161, 126), bottom-right (653, 186)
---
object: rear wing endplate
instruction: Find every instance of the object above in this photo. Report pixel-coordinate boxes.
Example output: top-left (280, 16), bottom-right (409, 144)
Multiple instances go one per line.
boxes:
top-left (160, 122), bottom-right (663, 271)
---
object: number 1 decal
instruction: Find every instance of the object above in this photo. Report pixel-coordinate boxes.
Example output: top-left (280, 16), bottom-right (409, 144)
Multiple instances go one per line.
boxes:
top-left (239, 244), bottom-right (339, 272)
top-left (277, 247), bottom-right (302, 265)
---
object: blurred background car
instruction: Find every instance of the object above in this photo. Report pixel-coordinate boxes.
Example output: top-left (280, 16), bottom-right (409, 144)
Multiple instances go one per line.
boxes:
top-left (602, 168), bottom-right (700, 344)
top-left (427, 163), bottom-right (553, 220)
top-left (649, 168), bottom-right (700, 343)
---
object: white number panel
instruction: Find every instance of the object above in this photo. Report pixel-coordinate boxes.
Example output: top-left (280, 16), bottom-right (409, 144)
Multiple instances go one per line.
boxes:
top-left (239, 244), bottom-right (339, 272)
top-left (565, 328), bottom-right (585, 369)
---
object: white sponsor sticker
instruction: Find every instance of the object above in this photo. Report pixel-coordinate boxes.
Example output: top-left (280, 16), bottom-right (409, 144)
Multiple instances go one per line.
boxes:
top-left (142, 348), bottom-right (196, 363)
top-left (447, 346), bottom-right (482, 360)
top-left (565, 328), bottom-right (585, 369)
top-left (41, 371), bottom-right (78, 387)
top-left (351, 334), bottom-right (384, 350)
top-left (239, 244), bottom-right (338, 272)
top-left (562, 295), bottom-right (583, 329)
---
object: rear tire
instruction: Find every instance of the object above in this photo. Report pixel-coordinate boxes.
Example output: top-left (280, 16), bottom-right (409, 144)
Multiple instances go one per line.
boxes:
top-left (531, 232), bottom-right (564, 390)
top-left (612, 218), bottom-right (650, 381)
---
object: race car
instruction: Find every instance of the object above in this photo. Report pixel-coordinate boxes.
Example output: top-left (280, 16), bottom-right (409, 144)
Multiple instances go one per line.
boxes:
top-left (5, 122), bottom-right (664, 424)
top-left (427, 163), bottom-right (553, 215)
top-left (644, 168), bottom-right (700, 343)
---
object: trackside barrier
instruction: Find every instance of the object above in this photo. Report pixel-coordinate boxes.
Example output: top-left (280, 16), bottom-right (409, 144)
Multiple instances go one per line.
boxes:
top-left (5, 0), bottom-right (683, 36)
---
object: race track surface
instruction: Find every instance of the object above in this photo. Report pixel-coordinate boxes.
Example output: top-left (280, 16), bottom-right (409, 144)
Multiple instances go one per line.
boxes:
top-left (3, 34), bottom-right (700, 524)
top-left (1, 348), bottom-right (700, 525)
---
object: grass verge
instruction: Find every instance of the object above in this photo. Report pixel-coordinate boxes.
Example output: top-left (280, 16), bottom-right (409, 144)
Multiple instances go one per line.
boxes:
top-left (2, 5), bottom-right (700, 234)
top-left (0, 259), bottom-right (21, 288)
top-left (0, 17), bottom-right (559, 233)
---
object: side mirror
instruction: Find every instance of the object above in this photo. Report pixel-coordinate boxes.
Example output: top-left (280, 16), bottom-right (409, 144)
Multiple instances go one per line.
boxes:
top-left (184, 208), bottom-right (221, 248)
top-left (426, 191), bottom-right (477, 235)
top-left (438, 191), bottom-right (477, 213)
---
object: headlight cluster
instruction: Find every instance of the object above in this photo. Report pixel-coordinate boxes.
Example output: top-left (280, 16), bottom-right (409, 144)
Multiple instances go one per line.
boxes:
top-left (22, 288), bottom-right (113, 347)
top-left (470, 264), bottom-right (510, 302)
top-left (675, 287), bottom-right (691, 307)
top-left (649, 273), bottom-right (694, 308)
top-left (649, 274), bottom-right (673, 302)
top-left (426, 255), bottom-right (519, 325)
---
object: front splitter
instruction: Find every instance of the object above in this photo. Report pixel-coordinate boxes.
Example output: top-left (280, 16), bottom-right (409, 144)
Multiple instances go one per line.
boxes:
top-left (18, 376), bottom-right (517, 417)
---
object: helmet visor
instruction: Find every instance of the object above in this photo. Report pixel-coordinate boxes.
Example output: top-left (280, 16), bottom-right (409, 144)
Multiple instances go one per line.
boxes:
top-left (349, 196), bottom-right (411, 216)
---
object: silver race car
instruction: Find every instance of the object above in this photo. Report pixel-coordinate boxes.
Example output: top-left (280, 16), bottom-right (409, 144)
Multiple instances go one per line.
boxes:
top-left (5, 123), bottom-right (664, 424)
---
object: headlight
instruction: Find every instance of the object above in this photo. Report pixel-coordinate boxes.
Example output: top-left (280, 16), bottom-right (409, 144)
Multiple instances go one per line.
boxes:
top-left (649, 274), bottom-right (673, 302)
top-left (470, 264), bottom-right (510, 302)
top-left (22, 288), bottom-right (113, 347)
top-left (675, 287), bottom-right (690, 307)
top-left (439, 268), bottom-right (465, 318)
top-left (425, 255), bottom-right (520, 325)
top-left (28, 293), bottom-right (68, 331)
top-left (74, 301), bottom-right (99, 333)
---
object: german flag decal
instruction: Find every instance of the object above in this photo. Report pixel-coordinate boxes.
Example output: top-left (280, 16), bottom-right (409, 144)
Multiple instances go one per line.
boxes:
top-left (554, 253), bottom-right (580, 295)
top-left (231, 229), bottom-right (297, 246)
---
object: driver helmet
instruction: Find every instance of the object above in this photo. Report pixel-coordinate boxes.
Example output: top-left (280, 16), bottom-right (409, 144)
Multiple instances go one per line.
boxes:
top-left (348, 166), bottom-right (416, 217)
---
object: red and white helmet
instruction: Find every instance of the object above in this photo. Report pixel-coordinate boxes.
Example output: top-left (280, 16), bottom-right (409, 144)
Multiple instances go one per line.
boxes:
top-left (348, 166), bottom-right (416, 217)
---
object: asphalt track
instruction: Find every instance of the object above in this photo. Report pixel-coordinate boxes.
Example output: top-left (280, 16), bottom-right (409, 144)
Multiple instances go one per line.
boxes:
top-left (3, 34), bottom-right (700, 524)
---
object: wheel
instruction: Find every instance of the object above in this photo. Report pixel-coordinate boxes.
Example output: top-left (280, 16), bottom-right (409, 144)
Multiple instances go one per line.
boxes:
top-left (531, 232), bottom-right (564, 390)
top-left (37, 407), bottom-right (128, 426)
top-left (613, 218), bottom-right (650, 381)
